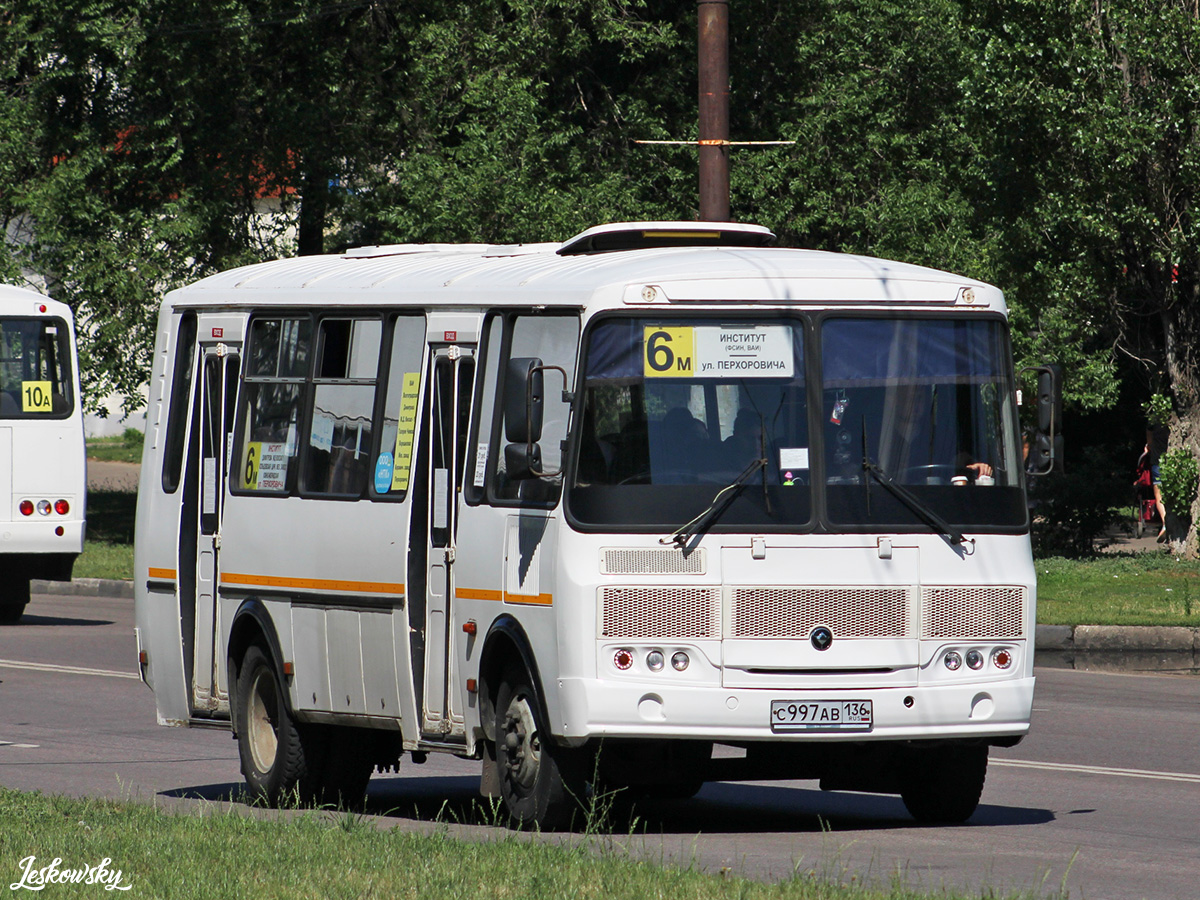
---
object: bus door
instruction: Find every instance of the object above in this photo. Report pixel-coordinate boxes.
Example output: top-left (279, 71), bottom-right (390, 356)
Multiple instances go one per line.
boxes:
top-left (420, 345), bottom-right (475, 734)
top-left (189, 342), bottom-right (240, 714)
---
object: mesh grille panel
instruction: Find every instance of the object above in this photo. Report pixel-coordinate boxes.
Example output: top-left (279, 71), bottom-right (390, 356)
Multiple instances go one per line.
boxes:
top-left (601, 548), bottom-right (706, 575)
top-left (922, 586), bottom-right (1025, 638)
top-left (600, 586), bottom-right (720, 639)
top-left (730, 586), bottom-right (910, 638)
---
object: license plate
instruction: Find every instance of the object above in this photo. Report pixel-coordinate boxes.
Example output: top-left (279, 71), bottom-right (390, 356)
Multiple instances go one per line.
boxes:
top-left (770, 699), bottom-right (873, 733)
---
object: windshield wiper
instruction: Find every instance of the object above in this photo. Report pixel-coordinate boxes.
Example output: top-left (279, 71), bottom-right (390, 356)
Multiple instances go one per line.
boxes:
top-left (862, 457), bottom-right (966, 546)
top-left (662, 456), bottom-right (766, 551)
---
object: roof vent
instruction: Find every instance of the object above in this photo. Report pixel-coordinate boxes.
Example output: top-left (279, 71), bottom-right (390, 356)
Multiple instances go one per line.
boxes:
top-left (558, 221), bottom-right (775, 255)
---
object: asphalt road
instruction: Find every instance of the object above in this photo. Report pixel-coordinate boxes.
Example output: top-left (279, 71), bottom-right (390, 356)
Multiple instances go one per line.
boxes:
top-left (2, 587), bottom-right (1198, 899)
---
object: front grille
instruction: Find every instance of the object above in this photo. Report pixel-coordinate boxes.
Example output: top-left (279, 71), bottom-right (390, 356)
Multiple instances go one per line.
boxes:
top-left (599, 586), bottom-right (719, 639)
top-left (601, 547), bottom-right (706, 575)
top-left (730, 586), bottom-right (911, 638)
top-left (921, 585), bottom-right (1025, 639)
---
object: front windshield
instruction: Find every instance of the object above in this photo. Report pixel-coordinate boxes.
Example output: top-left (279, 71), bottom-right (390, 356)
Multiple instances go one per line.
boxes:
top-left (822, 316), bottom-right (1025, 530)
top-left (569, 316), bottom-right (810, 529)
top-left (568, 312), bottom-right (1027, 534)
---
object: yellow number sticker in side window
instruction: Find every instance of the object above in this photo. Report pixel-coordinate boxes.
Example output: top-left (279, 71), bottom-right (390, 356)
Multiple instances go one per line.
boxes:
top-left (21, 381), bottom-right (53, 413)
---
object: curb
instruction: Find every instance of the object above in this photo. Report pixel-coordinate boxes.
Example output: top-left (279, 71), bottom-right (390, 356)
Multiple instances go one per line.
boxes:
top-left (1035, 623), bottom-right (1200, 672)
top-left (31, 578), bottom-right (134, 599)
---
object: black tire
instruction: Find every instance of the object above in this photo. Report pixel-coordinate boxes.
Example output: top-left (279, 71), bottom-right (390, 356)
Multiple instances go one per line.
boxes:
top-left (0, 579), bottom-right (31, 624)
top-left (234, 644), bottom-right (317, 806)
top-left (494, 666), bottom-right (584, 830)
top-left (900, 744), bottom-right (988, 824)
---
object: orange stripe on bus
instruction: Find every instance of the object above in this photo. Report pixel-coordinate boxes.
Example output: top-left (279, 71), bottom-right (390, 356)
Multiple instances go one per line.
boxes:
top-left (505, 592), bottom-right (553, 606)
top-left (220, 572), bottom-right (404, 595)
top-left (456, 587), bottom-right (503, 602)
top-left (148, 567), bottom-right (177, 581)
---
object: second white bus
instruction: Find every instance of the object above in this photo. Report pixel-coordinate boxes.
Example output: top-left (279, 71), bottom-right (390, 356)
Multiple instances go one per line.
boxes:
top-left (0, 285), bottom-right (86, 623)
top-left (134, 222), bottom-right (1052, 826)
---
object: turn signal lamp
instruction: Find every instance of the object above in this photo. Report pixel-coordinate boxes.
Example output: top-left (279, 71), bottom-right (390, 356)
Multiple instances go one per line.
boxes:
top-left (965, 649), bottom-right (985, 670)
top-left (943, 651), bottom-right (962, 671)
top-left (671, 651), bottom-right (690, 671)
top-left (36, 500), bottom-right (51, 516)
top-left (646, 650), bottom-right (665, 672)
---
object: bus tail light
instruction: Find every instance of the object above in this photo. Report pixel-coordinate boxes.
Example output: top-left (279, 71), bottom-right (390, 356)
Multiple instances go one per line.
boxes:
top-left (646, 650), bottom-right (665, 671)
top-left (19, 500), bottom-right (33, 516)
top-left (992, 648), bottom-right (1014, 669)
top-left (36, 500), bottom-right (51, 516)
top-left (671, 651), bottom-right (690, 671)
top-left (613, 649), bottom-right (633, 670)
top-left (965, 649), bottom-right (985, 670)
top-left (54, 499), bottom-right (69, 515)
top-left (943, 651), bottom-right (962, 671)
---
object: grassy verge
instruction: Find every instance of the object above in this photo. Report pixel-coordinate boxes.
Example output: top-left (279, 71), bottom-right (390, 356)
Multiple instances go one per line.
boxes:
top-left (0, 789), bottom-right (1054, 900)
top-left (1036, 553), bottom-right (1200, 626)
top-left (85, 428), bottom-right (144, 464)
top-left (76, 489), bottom-right (135, 581)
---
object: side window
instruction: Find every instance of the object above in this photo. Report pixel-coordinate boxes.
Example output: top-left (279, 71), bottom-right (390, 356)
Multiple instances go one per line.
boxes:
top-left (162, 312), bottom-right (197, 492)
top-left (302, 318), bottom-right (382, 497)
top-left (489, 313), bottom-right (580, 506)
top-left (237, 316), bottom-right (311, 494)
top-left (464, 315), bottom-right (503, 505)
top-left (370, 313), bottom-right (426, 500)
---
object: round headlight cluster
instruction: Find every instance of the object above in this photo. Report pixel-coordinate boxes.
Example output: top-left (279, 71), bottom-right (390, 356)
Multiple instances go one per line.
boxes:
top-left (612, 648), bottom-right (692, 674)
top-left (943, 647), bottom-right (1016, 672)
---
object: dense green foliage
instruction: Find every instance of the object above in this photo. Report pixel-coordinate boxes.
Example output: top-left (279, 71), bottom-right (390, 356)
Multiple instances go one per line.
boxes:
top-left (1159, 447), bottom-right (1200, 519)
top-left (4, 0), bottom-right (1200, 532)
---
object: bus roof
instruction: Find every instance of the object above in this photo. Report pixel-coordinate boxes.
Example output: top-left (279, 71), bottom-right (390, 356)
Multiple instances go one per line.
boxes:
top-left (162, 222), bottom-right (1005, 314)
top-left (0, 284), bottom-right (73, 319)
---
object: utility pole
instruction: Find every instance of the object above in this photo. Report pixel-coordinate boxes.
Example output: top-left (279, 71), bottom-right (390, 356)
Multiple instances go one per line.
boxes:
top-left (697, 0), bottom-right (730, 222)
top-left (635, 2), bottom-right (792, 221)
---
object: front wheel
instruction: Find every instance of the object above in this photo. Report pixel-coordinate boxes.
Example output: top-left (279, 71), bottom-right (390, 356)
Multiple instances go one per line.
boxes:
top-left (900, 744), bottom-right (988, 823)
top-left (494, 666), bottom-right (585, 830)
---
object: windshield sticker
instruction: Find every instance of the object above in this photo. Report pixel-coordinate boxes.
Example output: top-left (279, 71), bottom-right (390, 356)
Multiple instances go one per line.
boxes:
top-left (643, 326), bottom-right (793, 379)
top-left (390, 372), bottom-right (420, 491)
top-left (779, 447), bottom-right (809, 470)
top-left (21, 380), bottom-right (52, 413)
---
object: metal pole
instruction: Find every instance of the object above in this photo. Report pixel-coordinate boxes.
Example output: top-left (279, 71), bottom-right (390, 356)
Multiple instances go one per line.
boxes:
top-left (697, 0), bottom-right (730, 222)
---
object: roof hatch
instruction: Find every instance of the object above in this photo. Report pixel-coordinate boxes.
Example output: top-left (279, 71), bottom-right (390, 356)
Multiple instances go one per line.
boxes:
top-left (557, 221), bottom-right (775, 255)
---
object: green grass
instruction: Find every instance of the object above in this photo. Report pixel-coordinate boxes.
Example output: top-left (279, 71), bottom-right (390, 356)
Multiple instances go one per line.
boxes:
top-left (1036, 553), bottom-right (1200, 626)
top-left (85, 427), bottom-right (144, 463)
top-left (0, 789), bottom-right (1059, 900)
top-left (76, 489), bottom-right (135, 581)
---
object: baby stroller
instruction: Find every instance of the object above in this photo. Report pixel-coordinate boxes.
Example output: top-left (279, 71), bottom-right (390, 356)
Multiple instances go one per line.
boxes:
top-left (1133, 450), bottom-right (1161, 537)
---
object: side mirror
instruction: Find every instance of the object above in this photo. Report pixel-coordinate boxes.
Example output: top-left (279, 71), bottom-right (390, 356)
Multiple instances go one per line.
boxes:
top-left (504, 357), bottom-right (544, 444)
top-left (1024, 365), bottom-right (1063, 475)
top-left (504, 442), bottom-right (542, 481)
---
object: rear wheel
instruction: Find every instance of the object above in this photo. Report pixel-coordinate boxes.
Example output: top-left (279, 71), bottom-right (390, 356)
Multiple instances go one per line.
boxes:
top-left (494, 666), bottom-right (584, 830)
top-left (900, 744), bottom-right (988, 823)
top-left (0, 579), bottom-right (31, 624)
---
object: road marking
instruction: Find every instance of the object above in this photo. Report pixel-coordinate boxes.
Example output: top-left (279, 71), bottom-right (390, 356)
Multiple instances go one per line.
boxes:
top-left (0, 742), bottom-right (40, 748)
top-left (994, 758), bottom-right (1200, 784)
top-left (0, 659), bottom-right (140, 680)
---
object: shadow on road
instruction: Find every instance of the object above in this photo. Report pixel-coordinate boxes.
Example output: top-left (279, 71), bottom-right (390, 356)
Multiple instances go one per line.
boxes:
top-left (162, 774), bottom-right (1054, 833)
top-left (10, 614), bottom-right (113, 627)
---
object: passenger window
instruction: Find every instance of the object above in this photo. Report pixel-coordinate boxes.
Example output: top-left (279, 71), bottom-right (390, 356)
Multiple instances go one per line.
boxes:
top-left (302, 318), bottom-right (382, 497)
top-left (489, 313), bottom-right (580, 506)
top-left (162, 312), bottom-right (197, 493)
top-left (237, 317), bottom-right (312, 494)
top-left (371, 314), bottom-right (426, 500)
top-left (464, 315), bottom-right (503, 505)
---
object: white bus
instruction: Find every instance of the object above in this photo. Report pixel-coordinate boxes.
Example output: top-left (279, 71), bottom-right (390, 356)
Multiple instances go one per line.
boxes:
top-left (0, 285), bottom-right (86, 623)
top-left (134, 222), bottom-right (1054, 826)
